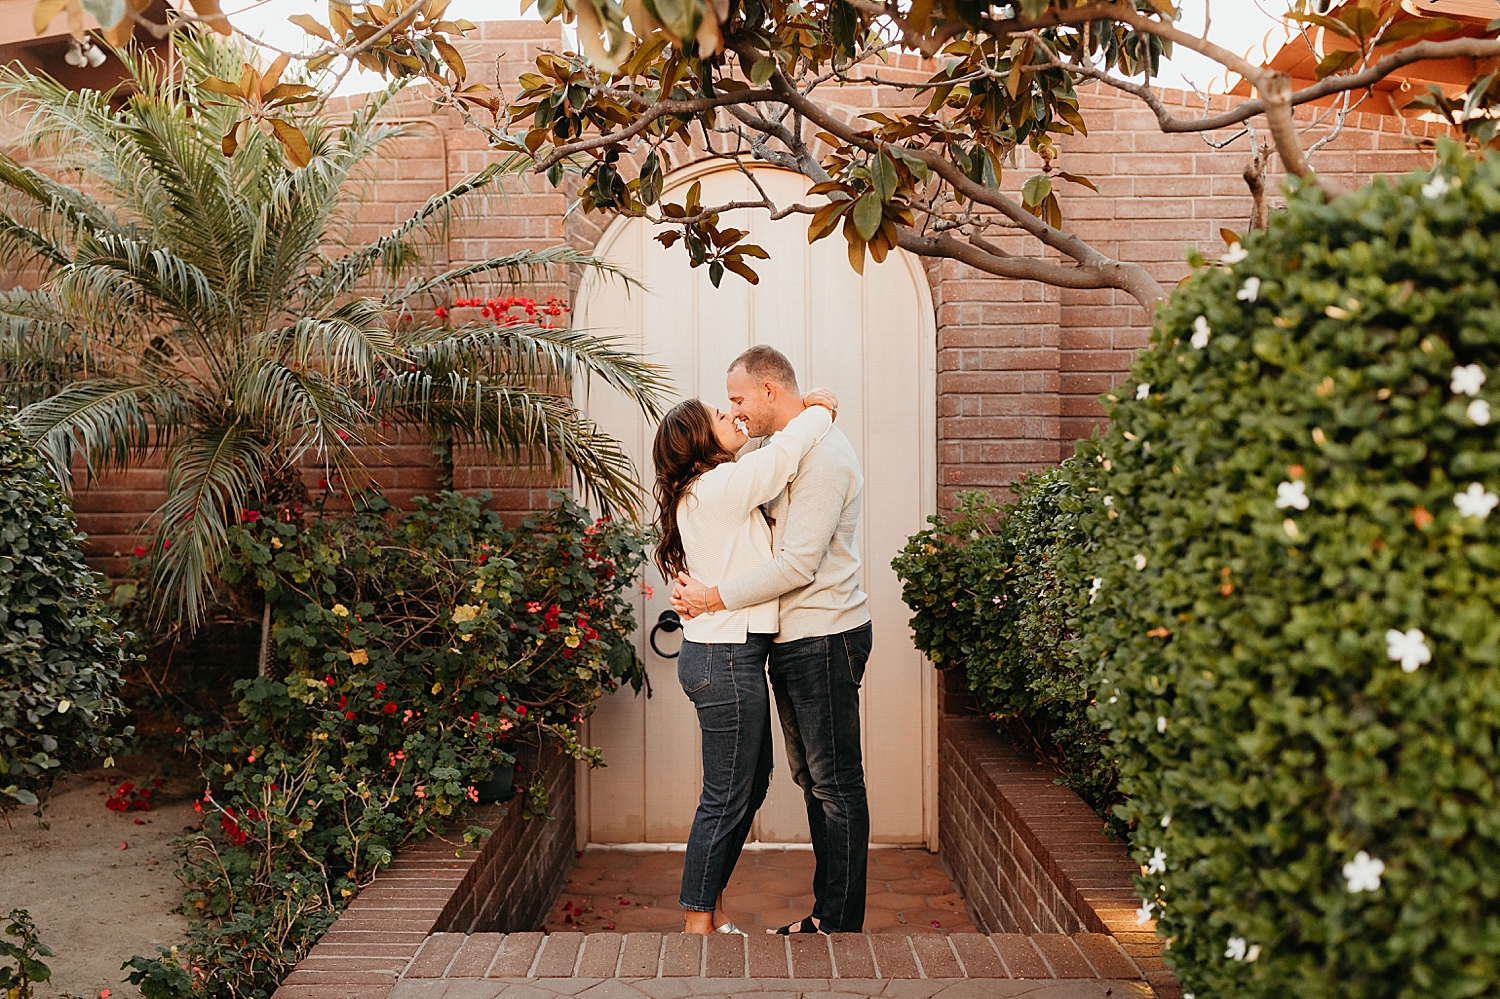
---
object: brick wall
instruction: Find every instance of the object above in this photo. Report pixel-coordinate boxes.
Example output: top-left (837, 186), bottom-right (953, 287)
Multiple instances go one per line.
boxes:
top-left (939, 715), bottom-right (1178, 999)
top-left (2, 21), bottom-right (1449, 545)
top-left (272, 746), bottom-right (576, 999)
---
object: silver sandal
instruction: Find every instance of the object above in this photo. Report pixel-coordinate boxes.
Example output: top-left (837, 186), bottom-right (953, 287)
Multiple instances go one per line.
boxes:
top-left (715, 921), bottom-right (748, 936)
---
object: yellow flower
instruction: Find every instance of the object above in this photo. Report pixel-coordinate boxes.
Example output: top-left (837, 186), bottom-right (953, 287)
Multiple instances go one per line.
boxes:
top-left (452, 604), bottom-right (480, 624)
top-left (565, 634), bottom-right (581, 648)
top-left (349, 648), bottom-right (369, 666)
top-left (331, 603), bottom-right (350, 617)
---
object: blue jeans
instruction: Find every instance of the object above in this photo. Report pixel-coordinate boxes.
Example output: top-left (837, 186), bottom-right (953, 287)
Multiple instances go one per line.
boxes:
top-left (676, 633), bottom-right (775, 913)
top-left (769, 621), bottom-right (873, 933)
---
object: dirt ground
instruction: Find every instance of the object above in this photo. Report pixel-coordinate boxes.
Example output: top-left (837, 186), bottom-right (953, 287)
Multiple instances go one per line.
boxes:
top-left (0, 758), bottom-right (199, 999)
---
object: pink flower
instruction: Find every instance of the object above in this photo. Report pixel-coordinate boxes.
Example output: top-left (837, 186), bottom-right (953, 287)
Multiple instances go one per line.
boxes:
top-left (133, 546), bottom-right (148, 557)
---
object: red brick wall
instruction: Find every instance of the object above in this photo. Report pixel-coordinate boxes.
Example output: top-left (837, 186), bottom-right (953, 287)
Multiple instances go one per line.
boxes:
top-left (2, 22), bottom-right (1447, 552)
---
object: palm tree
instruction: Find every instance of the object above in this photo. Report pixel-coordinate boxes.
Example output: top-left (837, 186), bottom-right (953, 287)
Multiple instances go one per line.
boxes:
top-left (0, 37), bottom-right (666, 627)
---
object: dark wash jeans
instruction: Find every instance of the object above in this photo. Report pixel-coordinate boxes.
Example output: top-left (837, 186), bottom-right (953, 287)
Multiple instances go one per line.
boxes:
top-left (676, 633), bottom-right (775, 913)
top-left (768, 620), bottom-right (873, 933)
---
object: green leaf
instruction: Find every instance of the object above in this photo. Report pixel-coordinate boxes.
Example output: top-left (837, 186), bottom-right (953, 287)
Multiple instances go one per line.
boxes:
top-left (708, 260), bottom-right (724, 287)
top-left (1314, 49), bottom-right (1361, 80)
top-left (1022, 173), bottom-right (1052, 208)
top-left (852, 191), bottom-right (882, 241)
top-left (871, 152), bottom-right (898, 202)
top-left (1377, 16), bottom-right (1461, 44)
top-left (79, 0), bottom-right (126, 28)
top-left (750, 56), bottom-right (776, 85)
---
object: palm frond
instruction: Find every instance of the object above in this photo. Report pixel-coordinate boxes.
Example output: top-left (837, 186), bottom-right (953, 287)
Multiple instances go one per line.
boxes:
top-left (398, 320), bottom-right (670, 420)
top-left (305, 162), bottom-right (515, 306)
top-left (16, 378), bottom-right (190, 486)
top-left (396, 245), bottom-right (630, 304)
top-left (151, 422), bottom-right (268, 626)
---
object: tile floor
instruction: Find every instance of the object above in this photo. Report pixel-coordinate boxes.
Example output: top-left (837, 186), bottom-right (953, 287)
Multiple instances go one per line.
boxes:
top-left (542, 847), bottom-right (978, 935)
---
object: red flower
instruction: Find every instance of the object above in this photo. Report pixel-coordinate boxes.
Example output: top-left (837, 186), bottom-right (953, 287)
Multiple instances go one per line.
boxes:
top-left (238, 509), bottom-right (261, 523)
top-left (383, 702), bottom-right (398, 714)
top-left (434, 305), bottom-right (449, 319)
top-left (517, 705), bottom-right (527, 716)
top-left (344, 711), bottom-right (356, 720)
top-left (132, 546), bottom-right (148, 557)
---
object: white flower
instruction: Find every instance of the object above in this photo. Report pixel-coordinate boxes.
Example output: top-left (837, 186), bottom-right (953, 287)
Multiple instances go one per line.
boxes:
top-left (1237, 276), bottom-right (1261, 302)
top-left (1135, 899), bottom-right (1155, 924)
top-left (57, 699), bottom-right (71, 714)
top-left (1454, 483), bottom-right (1499, 520)
top-left (1343, 851), bottom-right (1385, 893)
top-left (1089, 577), bottom-right (1103, 605)
top-left (1421, 173), bottom-right (1453, 198)
top-left (1245, 945), bottom-right (1261, 963)
top-left (1468, 399), bottom-right (1491, 426)
top-left (1276, 480), bottom-right (1310, 511)
top-left (1147, 847), bottom-right (1167, 874)
top-left (1191, 316), bottom-right (1212, 349)
top-left (1136, 382), bottom-right (1151, 401)
top-left (1103, 495), bottom-right (1114, 506)
top-left (1451, 364), bottom-right (1486, 396)
top-left (1220, 243), bottom-right (1248, 264)
top-left (1225, 937), bottom-right (1248, 961)
top-left (1134, 554), bottom-right (1148, 570)
top-left (1386, 628), bottom-right (1431, 673)
top-left (1160, 813), bottom-right (1172, 828)
top-left (1157, 715), bottom-right (1168, 733)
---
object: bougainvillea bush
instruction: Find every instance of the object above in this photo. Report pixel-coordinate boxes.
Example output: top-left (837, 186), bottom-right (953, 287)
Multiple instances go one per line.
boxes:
top-left (1077, 142), bottom-right (1500, 998)
top-left (155, 491), bottom-right (646, 997)
top-left (893, 471), bottom-right (1121, 828)
top-left (0, 416), bottom-right (132, 813)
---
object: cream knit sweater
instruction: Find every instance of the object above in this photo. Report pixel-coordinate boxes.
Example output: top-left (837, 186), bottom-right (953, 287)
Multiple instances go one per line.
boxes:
top-left (676, 404), bottom-right (833, 644)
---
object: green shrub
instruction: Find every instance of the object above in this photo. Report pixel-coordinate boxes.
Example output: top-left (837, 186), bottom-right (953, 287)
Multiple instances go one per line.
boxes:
top-left (1080, 142), bottom-right (1500, 997)
top-left (0, 909), bottom-right (52, 999)
top-left (0, 416), bottom-right (132, 812)
top-left (155, 491), bottom-right (646, 998)
top-left (894, 471), bottom-right (1121, 826)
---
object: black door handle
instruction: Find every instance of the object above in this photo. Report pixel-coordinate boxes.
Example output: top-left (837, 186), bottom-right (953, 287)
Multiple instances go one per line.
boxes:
top-left (649, 608), bottom-right (683, 659)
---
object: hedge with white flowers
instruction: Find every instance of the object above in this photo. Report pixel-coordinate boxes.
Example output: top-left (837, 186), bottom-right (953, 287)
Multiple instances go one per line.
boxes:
top-left (1079, 141), bottom-right (1500, 998)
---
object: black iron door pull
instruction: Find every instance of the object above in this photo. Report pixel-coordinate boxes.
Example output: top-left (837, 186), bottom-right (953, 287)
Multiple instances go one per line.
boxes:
top-left (649, 608), bottom-right (683, 659)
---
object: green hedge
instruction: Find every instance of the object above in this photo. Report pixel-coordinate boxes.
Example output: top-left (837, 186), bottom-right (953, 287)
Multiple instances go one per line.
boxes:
top-left (1081, 143), bottom-right (1500, 997)
top-left (0, 415), bottom-right (131, 812)
top-left (150, 491), bottom-right (646, 998)
top-left (894, 471), bottom-right (1120, 828)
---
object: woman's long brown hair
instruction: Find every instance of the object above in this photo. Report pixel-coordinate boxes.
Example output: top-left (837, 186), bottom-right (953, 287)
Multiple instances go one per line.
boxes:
top-left (653, 399), bottom-right (737, 582)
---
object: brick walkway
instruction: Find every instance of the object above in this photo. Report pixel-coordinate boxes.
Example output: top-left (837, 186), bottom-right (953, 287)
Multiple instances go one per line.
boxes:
top-left (544, 847), bottom-right (976, 935)
top-left (385, 930), bottom-right (1154, 998)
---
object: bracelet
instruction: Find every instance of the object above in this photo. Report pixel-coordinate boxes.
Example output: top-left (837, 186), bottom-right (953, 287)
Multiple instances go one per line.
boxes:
top-left (700, 589), bottom-right (709, 616)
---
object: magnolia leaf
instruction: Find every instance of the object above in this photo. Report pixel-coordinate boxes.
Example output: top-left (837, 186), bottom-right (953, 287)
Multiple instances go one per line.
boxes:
top-left (270, 117), bottom-right (312, 168)
top-left (199, 76), bottom-right (244, 98)
top-left (1286, 11), bottom-right (1358, 38)
top-left (736, 243), bottom-right (769, 259)
top-left (221, 119), bottom-right (243, 156)
top-left (433, 36), bottom-right (466, 79)
top-left (261, 53), bottom-right (291, 94)
top-left (891, 147), bottom-right (932, 183)
top-left (709, 260), bottom-right (724, 287)
top-left (33, 0), bottom-right (68, 34)
top-left (102, 12), bottom-right (135, 46)
top-left (187, 0), bottom-right (232, 35)
top-left (1315, 49), bottom-right (1360, 80)
top-left (79, 0), bottom-right (126, 29)
top-left (750, 56), bottom-right (776, 85)
top-left (1055, 170), bottom-right (1098, 193)
top-left (852, 191), bottom-right (882, 241)
top-left (288, 12), bottom-right (334, 40)
top-left (1220, 227), bottom-right (1241, 247)
top-left (1022, 173), bottom-right (1052, 208)
top-left (1377, 16), bottom-right (1460, 44)
top-left (1338, 4), bottom-right (1378, 40)
top-left (871, 152), bottom-right (897, 202)
top-left (723, 259), bottom-right (760, 284)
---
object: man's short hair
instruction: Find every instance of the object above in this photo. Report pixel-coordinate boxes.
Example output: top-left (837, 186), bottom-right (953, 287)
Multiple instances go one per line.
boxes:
top-left (728, 344), bottom-right (799, 391)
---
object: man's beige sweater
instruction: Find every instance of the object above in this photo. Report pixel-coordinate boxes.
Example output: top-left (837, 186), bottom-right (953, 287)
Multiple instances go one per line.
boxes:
top-left (717, 423), bottom-right (870, 643)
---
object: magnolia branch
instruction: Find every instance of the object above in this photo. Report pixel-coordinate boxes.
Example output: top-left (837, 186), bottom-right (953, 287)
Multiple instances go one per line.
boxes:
top-left (533, 87), bottom-right (777, 171)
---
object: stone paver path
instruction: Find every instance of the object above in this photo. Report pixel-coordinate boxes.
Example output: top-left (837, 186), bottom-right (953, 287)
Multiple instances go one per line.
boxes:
top-left (544, 847), bottom-right (975, 935)
top-left (320, 930), bottom-right (1157, 998)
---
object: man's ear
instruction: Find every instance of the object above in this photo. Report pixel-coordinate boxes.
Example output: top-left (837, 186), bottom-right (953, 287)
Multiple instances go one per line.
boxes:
top-left (762, 380), bottom-right (778, 401)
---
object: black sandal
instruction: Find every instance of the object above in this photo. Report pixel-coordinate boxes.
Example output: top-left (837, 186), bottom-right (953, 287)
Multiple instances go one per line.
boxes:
top-left (769, 916), bottom-right (822, 935)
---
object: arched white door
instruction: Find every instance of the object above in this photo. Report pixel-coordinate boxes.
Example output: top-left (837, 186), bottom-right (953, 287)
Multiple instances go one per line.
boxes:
top-left (575, 162), bottom-right (937, 846)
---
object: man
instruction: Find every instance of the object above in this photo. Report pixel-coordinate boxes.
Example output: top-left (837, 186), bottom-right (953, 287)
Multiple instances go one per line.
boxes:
top-left (671, 344), bottom-right (873, 935)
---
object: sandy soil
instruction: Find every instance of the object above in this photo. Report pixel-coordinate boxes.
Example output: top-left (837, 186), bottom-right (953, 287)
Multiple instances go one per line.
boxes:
top-left (0, 758), bottom-right (199, 999)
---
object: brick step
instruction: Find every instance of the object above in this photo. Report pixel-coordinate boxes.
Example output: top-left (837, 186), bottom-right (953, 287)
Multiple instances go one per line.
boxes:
top-left (354, 929), bottom-right (1147, 982)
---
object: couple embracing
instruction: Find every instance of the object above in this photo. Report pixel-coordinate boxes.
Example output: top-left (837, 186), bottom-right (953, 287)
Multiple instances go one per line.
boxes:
top-left (652, 344), bottom-right (872, 937)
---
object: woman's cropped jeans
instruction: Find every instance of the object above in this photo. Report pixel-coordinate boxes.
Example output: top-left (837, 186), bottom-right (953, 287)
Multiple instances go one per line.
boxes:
top-left (676, 633), bottom-right (774, 913)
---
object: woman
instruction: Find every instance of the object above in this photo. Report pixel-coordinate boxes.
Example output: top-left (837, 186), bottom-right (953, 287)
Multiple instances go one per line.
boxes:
top-left (652, 389), bottom-right (837, 935)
